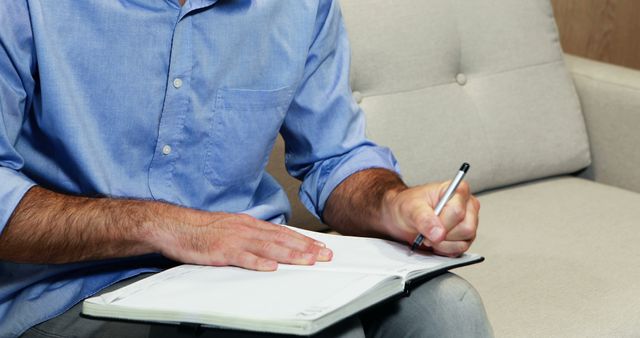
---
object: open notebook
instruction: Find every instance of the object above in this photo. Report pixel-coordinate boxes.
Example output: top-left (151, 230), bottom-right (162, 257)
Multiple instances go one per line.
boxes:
top-left (83, 228), bottom-right (483, 335)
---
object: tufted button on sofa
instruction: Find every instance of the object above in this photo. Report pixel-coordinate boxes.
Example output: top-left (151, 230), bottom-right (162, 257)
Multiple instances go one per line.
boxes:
top-left (267, 0), bottom-right (640, 336)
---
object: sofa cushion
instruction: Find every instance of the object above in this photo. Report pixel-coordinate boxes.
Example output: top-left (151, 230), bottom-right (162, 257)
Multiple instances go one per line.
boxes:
top-left (457, 177), bottom-right (640, 337)
top-left (267, 0), bottom-right (592, 229)
top-left (267, 136), bottom-right (327, 230)
top-left (340, 0), bottom-right (591, 192)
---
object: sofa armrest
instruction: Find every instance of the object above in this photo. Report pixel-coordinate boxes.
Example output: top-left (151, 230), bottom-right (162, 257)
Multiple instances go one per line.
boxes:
top-left (565, 54), bottom-right (640, 193)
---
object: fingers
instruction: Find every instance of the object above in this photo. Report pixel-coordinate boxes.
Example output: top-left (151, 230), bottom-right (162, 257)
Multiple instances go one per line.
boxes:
top-left (238, 216), bottom-right (327, 247)
top-left (403, 182), bottom-right (470, 245)
top-left (391, 181), bottom-right (477, 258)
top-left (228, 251), bottom-right (278, 271)
top-left (247, 240), bottom-right (318, 266)
top-left (438, 181), bottom-right (470, 232)
top-left (227, 215), bottom-right (333, 269)
top-left (240, 220), bottom-right (333, 262)
top-left (445, 196), bottom-right (479, 241)
top-left (433, 196), bottom-right (479, 257)
top-left (407, 202), bottom-right (446, 244)
top-left (170, 211), bottom-right (336, 272)
top-left (392, 185), bottom-right (445, 245)
top-left (247, 218), bottom-right (327, 246)
top-left (431, 240), bottom-right (470, 257)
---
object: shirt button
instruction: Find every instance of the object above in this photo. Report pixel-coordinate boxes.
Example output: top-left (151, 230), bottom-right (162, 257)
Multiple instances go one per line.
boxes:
top-left (172, 78), bottom-right (183, 89)
top-left (162, 145), bottom-right (172, 155)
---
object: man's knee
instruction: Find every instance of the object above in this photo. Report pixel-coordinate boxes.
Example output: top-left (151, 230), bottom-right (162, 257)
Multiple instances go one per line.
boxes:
top-left (407, 272), bottom-right (493, 337)
top-left (361, 272), bottom-right (493, 338)
top-left (412, 273), bottom-right (483, 309)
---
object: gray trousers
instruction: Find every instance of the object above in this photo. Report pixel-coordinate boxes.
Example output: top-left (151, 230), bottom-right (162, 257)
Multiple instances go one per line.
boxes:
top-left (21, 272), bottom-right (493, 338)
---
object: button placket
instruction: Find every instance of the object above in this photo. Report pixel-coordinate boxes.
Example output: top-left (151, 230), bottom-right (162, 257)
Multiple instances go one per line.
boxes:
top-left (148, 16), bottom-right (193, 201)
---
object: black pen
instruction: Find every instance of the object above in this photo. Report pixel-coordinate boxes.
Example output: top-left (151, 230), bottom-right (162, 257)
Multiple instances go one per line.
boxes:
top-left (410, 163), bottom-right (470, 252)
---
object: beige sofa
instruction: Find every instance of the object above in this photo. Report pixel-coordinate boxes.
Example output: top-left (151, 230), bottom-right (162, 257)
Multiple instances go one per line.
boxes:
top-left (268, 0), bottom-right (640, 336)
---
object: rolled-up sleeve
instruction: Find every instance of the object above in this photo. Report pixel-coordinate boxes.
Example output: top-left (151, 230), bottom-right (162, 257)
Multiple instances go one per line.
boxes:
top-left (0, 3), bottom-right (38, 232)
top-left (281, 0), bottom-right (400, 220)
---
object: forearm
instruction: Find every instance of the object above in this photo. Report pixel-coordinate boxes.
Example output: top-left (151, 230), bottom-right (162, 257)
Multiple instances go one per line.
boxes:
top-left (0, 186), bottom-right (332, 270)
top-left (0, 186), bottom-right (164, 264)
top-left (323, 168), bottom-right (407, 237)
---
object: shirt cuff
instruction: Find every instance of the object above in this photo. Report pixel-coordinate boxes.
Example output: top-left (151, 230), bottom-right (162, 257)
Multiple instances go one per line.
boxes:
top-left (0, 167), bottom-right (36, 233)
top-left (299, 145), bottom-right (400, 220)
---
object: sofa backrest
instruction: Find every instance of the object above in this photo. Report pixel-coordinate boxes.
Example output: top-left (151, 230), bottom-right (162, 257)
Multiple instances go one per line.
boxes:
top-left (267, 0), bottom-right (591, 229)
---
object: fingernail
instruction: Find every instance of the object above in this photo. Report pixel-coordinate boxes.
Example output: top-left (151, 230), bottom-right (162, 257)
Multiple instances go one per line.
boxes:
top-left (318, 248), bottom-right (333, 261)
top-left (428, 227), bottom-right (444, 242)
top-left (314, 241), bottom-right (326, 247)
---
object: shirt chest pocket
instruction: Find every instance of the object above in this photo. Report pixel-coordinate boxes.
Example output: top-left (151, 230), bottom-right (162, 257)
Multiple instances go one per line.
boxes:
top-left (204, 86), bottom-right (293, 186)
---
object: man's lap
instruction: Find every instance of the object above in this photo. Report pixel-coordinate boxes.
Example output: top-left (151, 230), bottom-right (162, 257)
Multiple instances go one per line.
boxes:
top-left (20, 272), bottom-right (492, 338)
top-left (360, 272), bottom-right (494, 338)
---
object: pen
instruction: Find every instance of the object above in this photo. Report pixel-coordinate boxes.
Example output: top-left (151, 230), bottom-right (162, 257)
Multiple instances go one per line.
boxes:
top-left (410, 162), bottom-right (470, 252)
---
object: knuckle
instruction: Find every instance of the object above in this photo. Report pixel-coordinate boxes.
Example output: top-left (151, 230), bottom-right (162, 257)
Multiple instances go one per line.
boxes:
top-left (473, 197), bottom-right (481, 211)
top-left (286, 249), bottom-right (300, 261)
top-left (273, 230), bottom-right (290, 243)
top-left (301, 240), bottom-right (316, 252)
top-left (449, 205), bottom-right (465, 223)
top-left (239, 253), bottom-right (259, 268)
top-left (221, 250), bottom-right (238, 265)
top-left (458, 181), bottom-right (470, 195)
top-left (259, 241), bottom-right (275, 253)
top-left (218, 246), bottom-right (238, 265)
top-left (459, 224), bottom-right (476, 239)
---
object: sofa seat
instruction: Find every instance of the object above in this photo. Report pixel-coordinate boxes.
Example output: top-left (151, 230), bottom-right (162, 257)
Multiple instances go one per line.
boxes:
top-left (457, 176), bottom-right (640, 337)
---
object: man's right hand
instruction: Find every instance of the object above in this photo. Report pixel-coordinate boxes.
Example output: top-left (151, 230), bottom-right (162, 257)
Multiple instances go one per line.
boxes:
top-left (147, 207), bottom-right (333, 271)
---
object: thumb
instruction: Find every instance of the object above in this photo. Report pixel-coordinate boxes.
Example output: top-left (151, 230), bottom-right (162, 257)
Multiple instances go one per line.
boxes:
top-left (412, 204), bottom-right (446, 245)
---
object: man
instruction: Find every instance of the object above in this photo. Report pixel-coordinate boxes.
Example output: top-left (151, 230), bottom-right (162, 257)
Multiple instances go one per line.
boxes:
top-left (0, 1), bottom-right (492, 337)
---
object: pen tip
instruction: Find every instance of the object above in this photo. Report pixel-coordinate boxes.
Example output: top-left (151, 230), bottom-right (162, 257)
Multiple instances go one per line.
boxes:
top-left (460, 162), bottom-right (470, 172)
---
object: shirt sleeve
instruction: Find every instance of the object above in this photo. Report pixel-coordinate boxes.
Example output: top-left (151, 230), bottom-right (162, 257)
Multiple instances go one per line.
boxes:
top-left (281, 0), bottom-right (400, 220)
top-left (0, 3), bottom-right (38, 232)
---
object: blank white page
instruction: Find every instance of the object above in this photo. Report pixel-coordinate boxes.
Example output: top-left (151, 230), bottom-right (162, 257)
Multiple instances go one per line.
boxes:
top-left (285, 227), bottom-right (477, 278)
top-left (92, 265), bottom-right (395, 322)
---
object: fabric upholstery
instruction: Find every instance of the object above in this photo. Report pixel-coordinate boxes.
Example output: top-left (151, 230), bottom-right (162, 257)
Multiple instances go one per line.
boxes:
top-left (458, 177), bottom-right (640, 337)
top-left (267, 136), bottom-right (326, 231)
top-left (264, 3), bottom-right (640, 336)
top-left (268, 0), bottom-right (591, 228)
top-left (263, 2), bottom-right (640, 335)
top-left (565, 55), bottom-right (640, 194)
top-left (340, 0), bottom-right (590, 192)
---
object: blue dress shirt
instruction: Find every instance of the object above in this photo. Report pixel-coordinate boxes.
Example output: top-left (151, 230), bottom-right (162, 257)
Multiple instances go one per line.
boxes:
top-left (0, 0), bottom-right (399, 335)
